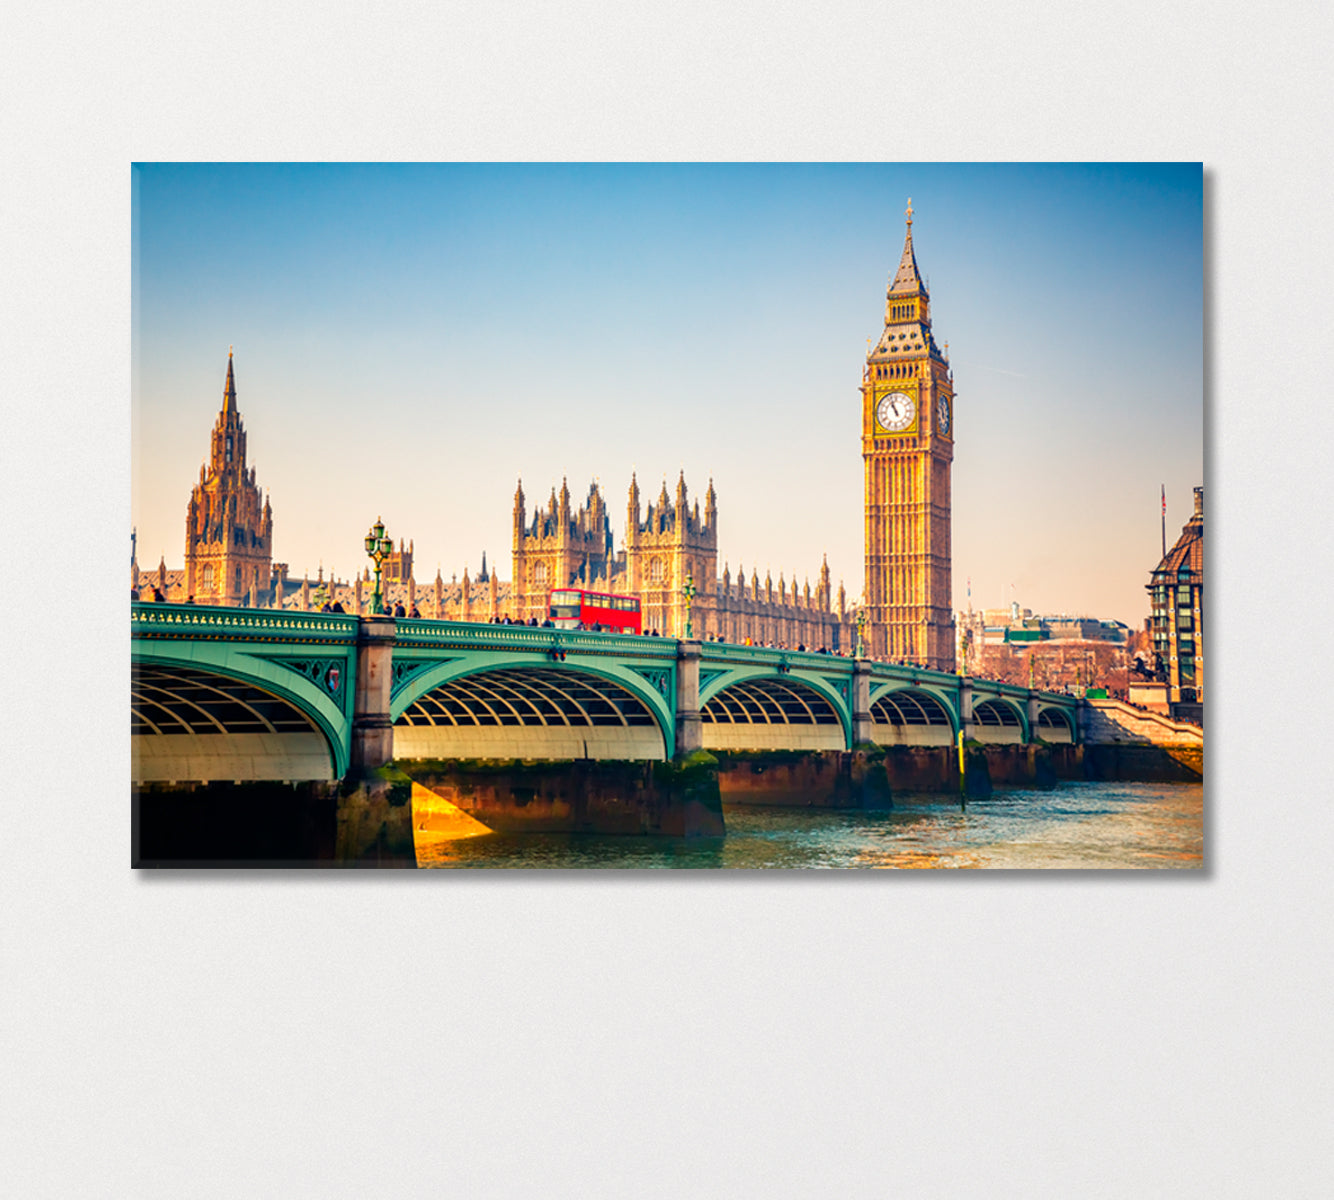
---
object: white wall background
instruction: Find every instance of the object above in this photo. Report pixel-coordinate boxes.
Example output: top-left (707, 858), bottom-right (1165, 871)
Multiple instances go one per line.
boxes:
top-left (3, 2), bottom-right (1331, 1196)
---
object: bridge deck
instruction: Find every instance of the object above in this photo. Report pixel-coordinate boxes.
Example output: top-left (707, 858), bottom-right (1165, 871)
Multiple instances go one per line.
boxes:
top-left (131, 604), bottom-right (1082, 777)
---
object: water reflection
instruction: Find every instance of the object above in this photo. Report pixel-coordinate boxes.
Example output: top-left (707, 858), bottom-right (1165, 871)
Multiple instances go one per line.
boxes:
top-left (415, 781), bottom-right (1203, 870)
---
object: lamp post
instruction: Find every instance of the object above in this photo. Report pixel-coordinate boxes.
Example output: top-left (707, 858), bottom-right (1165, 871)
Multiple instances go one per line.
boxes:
top-left (364, 517), bottom-right (393, 614)
top-left (682, 572), bottom-right (697, 639)
top-left (855, 609), bottom-right (867, 659)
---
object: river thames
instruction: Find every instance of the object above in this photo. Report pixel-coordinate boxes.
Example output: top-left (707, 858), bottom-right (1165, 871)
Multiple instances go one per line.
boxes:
top-left (414, 779), bottom-right (1203, 869)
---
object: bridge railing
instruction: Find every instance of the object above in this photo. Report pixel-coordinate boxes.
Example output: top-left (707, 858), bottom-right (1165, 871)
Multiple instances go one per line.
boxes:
top-left (393, 619), bottom-right (679, 660)
top-left (699, 642), bottom-right (858, 676)
top-left (860, 658), bottom-right (1078, 707)
top-left (866, 661), bottom-right (961, 690)
top-left (131, 602), bottom-right (359, 643)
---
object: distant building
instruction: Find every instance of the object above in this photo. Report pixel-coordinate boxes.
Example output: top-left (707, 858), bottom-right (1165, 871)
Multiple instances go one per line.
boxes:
top-left (1145, 486), bottom-right (1204, 708)
top-left (382, 539), bottom-right (414, 583)
top-left (957, 604), bottom-right (1132, 695)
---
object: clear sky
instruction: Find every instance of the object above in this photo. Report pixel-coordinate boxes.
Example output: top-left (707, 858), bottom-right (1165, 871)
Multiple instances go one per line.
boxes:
top-left (131, 163), bottom-right (1201, 625)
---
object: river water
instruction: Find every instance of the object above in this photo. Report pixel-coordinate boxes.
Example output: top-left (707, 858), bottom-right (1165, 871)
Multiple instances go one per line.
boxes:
top-left (415, 780), bottom-right (1203, 869)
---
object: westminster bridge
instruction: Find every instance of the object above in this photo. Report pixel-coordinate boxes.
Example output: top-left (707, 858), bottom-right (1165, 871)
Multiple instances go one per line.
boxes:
top-left (131, 603), bottom-right (1080, 786)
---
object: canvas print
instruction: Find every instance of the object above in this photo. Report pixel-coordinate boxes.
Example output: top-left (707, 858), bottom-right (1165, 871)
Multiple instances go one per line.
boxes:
top-left (131, 163), bottom-right (1203, 868)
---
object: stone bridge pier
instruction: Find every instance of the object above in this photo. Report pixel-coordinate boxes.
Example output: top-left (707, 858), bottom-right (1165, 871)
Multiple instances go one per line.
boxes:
top-left (351, 615), bottom-right (395, 770)
top-left (852, 659), bottom-right (873, 745)
top-left (675, 640), bottom-right (703, 756)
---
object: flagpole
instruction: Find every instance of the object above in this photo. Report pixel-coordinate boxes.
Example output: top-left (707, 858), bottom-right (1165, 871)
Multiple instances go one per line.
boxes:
top-left (1161, 485), bottom-right (1167, 560)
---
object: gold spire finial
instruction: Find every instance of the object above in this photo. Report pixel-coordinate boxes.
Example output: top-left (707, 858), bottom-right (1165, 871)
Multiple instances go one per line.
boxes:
top-left (905, 198), bottom-right (913, 225)
top-left (229, 344), bottom-right (233, 356)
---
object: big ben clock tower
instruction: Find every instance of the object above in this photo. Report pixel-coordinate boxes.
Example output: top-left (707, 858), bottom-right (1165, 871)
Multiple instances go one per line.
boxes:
top-left (862, 201), bottom-right (955, 670)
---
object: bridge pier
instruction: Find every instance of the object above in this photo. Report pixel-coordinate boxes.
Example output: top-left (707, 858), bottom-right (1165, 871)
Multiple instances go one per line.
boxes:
top-left (675, 640), bottom-right (702, 757)
top-left (851, 659), bottom-right (873, 746)
top-left (960, 675), bottom-right (976, 741)
top-left (351, 615), bottom-right (395, 771)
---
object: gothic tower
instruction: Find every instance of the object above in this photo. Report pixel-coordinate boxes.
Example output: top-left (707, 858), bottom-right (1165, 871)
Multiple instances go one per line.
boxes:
top-left (184, 349), bottom-right (274, 606)
top-left (861, 202), bottom-right (955, 669)
top-left (511, 477), bottom-right (614, 622)
top-left (622, 472), bottom-right (718, 637)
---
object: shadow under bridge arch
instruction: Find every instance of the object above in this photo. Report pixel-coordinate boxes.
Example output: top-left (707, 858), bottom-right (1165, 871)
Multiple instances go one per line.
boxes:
top-left (1036, 706), bottom-right (1075, 743)
top-left (971, 697), bottom-right (1029, 744)
top-left (700, 672), bottom-right (850, 752)
top-left (131, 659), bottom-right (341, 783)
top-left (392, 664), bottom-right (671, 761)
top-left (869, 686), bottom-right (958, 747)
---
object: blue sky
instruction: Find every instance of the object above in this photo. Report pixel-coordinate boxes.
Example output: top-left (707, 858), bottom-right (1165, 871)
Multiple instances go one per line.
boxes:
top-left (132, 163), bottom-right (1201, 624)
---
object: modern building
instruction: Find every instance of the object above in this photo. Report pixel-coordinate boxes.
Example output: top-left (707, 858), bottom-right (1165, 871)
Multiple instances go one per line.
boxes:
top-left (861, 202), bottom-right (955, 669)
top-left (1145, 486), bottom-right (1204, 707)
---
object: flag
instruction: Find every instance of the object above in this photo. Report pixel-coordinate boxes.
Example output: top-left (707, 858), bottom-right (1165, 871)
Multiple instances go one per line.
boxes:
top-left (1161, 484), bottom-right (1166, 515)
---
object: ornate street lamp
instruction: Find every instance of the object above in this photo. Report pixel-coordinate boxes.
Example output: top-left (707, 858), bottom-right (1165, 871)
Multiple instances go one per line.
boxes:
top-left (364, 517), bottom-right (394, 614)
top-left (855, 608), bottom-right (867, 659)
top-left (682, 572), bottom-right (697, 639)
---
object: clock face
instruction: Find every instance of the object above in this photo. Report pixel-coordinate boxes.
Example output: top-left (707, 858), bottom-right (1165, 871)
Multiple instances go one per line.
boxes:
top-left (937, 395), bottom-right (950, 434)
top-left (876, 391), bottom-right (915, 433)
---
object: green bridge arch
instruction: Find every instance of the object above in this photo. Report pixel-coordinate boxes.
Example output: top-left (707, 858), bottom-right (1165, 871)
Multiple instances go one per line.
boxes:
top-left (389, 649), bottom-right (679, 760)
top-left (971, 695), bottom-right (1031, 743)
top-left (132, 640), bottom-right (354, 777)
top-left (699, 665), bottom-right (854, 749)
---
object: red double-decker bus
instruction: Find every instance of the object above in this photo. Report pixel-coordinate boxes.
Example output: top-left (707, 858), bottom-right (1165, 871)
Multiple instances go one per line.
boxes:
top-left (548, 588), bottom-right (642, 633)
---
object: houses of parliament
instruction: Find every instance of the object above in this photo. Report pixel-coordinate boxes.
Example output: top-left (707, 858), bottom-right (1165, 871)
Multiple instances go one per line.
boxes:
top-left (134, 206), bottom-right (956, 667)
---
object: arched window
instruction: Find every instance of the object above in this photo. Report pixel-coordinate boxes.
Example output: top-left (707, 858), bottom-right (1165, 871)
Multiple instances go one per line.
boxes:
top-left (201, 564), bottom-right (214, 591)
top-left (650, 558), bottom-right (664, 583)
top-left (534, 562), bottom-right (549, 587)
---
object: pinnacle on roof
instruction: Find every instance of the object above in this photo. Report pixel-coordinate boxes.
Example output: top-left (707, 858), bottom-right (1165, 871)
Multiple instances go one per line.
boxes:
top-left (889, 198), bottom-right (924, 296)
top-left (223, 346), bottom-right (237, 414)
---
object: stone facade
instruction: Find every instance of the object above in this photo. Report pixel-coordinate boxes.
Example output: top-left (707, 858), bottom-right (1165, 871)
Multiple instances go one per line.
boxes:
top-left (382, 539), bottom-right (414, 583)
top-left (506, 471), bottom-right (855, 650)
top-left (1082, 698), bottom-right (1203, 747)
top-left (861, 203), bottom-right (955, 670)
top-left (510, 477), bottom-right (614, 623)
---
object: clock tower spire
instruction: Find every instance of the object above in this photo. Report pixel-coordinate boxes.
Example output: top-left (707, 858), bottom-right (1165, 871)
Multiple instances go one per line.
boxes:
top-left (861, 202), bottom-right (955, 669)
